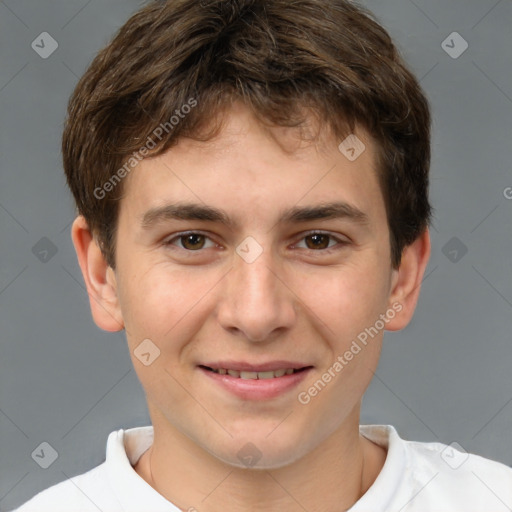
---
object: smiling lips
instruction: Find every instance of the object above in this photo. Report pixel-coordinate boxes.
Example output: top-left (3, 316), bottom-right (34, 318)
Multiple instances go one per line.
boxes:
top-left (199, 361), bottom-right (313, 399)
top-left (200, 360), bottom-right (311, 378)
top-left (198, 361), bottom-right (313, 401)
top-left (203, 367), bottom-right (302, 379)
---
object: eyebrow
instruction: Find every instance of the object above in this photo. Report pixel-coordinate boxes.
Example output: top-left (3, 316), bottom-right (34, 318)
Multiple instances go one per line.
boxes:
top-left (140, 201), bottom-right (370, 231)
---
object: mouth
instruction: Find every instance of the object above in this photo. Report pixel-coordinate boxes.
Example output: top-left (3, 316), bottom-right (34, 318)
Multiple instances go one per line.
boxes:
top-left (198, 363), bottom-right (313, 400)
top-left (199, 366), bottom-right (309, 379)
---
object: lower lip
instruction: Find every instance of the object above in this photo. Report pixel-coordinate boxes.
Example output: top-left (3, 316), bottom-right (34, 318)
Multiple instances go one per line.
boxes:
top-left (199, 367), bottom-right (312, 400)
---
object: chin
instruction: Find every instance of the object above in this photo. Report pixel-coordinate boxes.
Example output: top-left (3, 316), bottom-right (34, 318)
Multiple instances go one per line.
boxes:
top-left (208, 431), bottom-right (312, 471)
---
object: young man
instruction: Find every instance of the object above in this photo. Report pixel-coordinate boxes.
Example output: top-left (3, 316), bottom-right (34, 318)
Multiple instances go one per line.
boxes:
top-left (13, 0), bottom-right (512, 511)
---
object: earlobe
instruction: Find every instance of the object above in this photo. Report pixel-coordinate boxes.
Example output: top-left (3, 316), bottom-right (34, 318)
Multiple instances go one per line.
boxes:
top-left (70, 216), bottom-right (124, 332)
top-left (385, 228), bottom-right (431, 331)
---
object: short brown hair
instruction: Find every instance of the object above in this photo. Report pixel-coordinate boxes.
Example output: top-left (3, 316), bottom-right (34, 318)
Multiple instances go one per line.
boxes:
top-left (62, 0), bottom-right (432, 269)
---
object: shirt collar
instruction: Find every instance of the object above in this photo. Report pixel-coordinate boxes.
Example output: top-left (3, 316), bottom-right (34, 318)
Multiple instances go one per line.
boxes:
top-left (106, 424), bottom-right (408, 512)
top-left (106, 426), bottom-right (180, 512)
top-left (349, 424), bottom-right (410, 511)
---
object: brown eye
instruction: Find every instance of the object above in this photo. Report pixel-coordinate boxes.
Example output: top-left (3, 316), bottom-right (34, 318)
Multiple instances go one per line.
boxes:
top-left (165, 232), bottom-right (216, 251)
top-left (180, 233), bottom-right (206, 250)
top-left (304, 233), bottom-right (332, 250)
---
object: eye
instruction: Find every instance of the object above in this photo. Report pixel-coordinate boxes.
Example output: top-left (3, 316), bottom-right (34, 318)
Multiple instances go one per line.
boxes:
top-left (294, 231), bottom-right (347, 252)
top-left (164, 232), bottom-right (217, 251)
top-left (163, 231), bottom-right (348, 254)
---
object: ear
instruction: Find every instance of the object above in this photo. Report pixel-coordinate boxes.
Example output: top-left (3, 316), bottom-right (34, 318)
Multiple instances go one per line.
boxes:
top-left (71, 216), bottom-right (124, 332)
top-left (385, 228), bottom-right (431, 331)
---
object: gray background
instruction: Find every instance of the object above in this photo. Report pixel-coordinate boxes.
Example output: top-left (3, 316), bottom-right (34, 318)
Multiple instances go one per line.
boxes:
top-left (1, 0), bottom-right (511, 510)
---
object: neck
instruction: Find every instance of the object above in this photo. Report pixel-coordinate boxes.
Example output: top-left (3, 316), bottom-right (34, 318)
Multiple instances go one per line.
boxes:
top-left (134, 406), bottom-right (386, 512)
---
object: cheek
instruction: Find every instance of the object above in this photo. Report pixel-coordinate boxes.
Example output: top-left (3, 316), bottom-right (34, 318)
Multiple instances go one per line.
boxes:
top-left (118, 265), bottom-right (215, 344)
top-left (296, 260), bottom-right (389, 341)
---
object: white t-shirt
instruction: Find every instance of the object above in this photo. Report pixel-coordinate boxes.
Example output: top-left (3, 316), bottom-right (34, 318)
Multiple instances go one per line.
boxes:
top-left (11, 425), bottom-right (512, 512)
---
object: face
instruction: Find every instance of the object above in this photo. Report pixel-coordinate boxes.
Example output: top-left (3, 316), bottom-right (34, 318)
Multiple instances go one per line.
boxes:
top-left (95, 102), bottom-right (406, 468)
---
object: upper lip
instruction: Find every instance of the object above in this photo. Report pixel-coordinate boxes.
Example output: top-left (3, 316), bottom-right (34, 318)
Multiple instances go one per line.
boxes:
top-left (200, 361), bottom-right (312, 372)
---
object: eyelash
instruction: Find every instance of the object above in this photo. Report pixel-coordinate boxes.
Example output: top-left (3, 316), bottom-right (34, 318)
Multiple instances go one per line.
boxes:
top-left (163, 230), bottom-right (348, 254)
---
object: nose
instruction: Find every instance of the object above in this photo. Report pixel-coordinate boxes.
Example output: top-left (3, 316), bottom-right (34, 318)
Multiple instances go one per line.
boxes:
top-left (216, 244), bottom-right (297, 343)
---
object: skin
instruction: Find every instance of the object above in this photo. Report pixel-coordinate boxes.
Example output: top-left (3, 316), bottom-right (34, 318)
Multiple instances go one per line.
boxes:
top-left (72, 101), bottom-right (430, 512)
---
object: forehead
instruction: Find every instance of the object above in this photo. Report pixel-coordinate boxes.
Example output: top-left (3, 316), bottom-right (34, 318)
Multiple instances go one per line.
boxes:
top-left (119, 103), bottom-right (386, 231)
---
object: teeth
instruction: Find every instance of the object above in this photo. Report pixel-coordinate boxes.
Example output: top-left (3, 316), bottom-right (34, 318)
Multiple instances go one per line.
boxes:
top-left (257, 371), bottom-right (275, 379)
top-left (211, 368), bottom-right (299, 379)
top-left (240, 371), bottom-right (258, 379)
